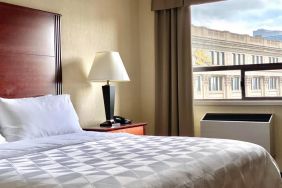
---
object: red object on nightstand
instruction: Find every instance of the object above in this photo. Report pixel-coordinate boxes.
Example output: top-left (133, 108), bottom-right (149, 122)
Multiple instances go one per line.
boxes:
top-left (83, 123), bottom-right (147, 135)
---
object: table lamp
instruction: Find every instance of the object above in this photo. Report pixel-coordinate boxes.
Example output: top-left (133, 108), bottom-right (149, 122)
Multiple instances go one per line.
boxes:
top-left (88, 51), bottom-right (130, 127)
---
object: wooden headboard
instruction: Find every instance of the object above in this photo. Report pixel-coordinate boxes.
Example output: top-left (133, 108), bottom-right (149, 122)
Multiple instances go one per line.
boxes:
top-left (0, 2), bottom-right (62, 98)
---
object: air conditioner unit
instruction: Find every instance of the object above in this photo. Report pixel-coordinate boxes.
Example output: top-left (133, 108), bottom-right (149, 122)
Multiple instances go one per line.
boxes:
top-left (200, 113), bottom-right (273, 155)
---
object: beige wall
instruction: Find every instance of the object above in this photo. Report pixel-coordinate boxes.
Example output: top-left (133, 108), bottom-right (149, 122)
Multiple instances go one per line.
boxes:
top-left (1, 0), bottom-right (143, 127)
top-left (139, 0), bottom-right (155, 135)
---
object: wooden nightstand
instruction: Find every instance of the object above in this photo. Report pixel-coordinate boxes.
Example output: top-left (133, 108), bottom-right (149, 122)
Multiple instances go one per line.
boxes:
top-left (83, 123), bottom-right (147, 135)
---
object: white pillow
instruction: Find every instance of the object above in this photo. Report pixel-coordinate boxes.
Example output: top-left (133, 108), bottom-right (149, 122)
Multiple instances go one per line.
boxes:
top-left (0, 95), bottom-right (82, 142)
top-left (0, 134), bottom-right (7, 144)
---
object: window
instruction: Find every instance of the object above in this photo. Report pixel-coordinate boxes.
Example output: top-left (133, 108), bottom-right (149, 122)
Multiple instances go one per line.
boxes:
top-left (192, 0), bottom-right (282, 100)
top-left (237, 54), bottom-right (241, 65)
top-left (210, 51), bottom-right (214, 64)
top-left (209, 76), bottom-right (222, 91)
top-left (216, 52), bottom-right (220, 65)
top-left (251, 77), bottom-right (261, 90)
top-left (231, 77), bottom-right (240, 91)
top-left (269, 57), bottom-right (279, 63)
top-left (269, 77), bottom-right (279, 90)
top-left (252, 55), bottom-right (263, 64)
top-left (221, 52), bottom-right (225, 65)
top-left (242, 54), bottom-right (245, 65)
top-left (252, 55), bottom-right (255, 64)
top-left (195, 76), bottom-right (202, 91)
top-left (211, 51), bottom-right (224, 65)
top-left (232, 53), bottom-right (236, 65)
top-left (233, 53), bottom-right (245, 65)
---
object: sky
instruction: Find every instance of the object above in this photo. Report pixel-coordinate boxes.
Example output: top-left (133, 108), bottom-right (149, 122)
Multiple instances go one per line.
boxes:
top-left (191, 0), bottom-right (282, 36)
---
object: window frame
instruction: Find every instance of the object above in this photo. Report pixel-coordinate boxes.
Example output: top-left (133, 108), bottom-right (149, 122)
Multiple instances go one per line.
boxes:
top-left (193, 63), bottom-right (282, 100)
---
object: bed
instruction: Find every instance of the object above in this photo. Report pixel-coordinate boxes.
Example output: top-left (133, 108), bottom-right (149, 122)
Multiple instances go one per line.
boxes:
top-left (0, 131), bottom-right (281, 188)
top-left (0, 2), bottom-right (281, 188)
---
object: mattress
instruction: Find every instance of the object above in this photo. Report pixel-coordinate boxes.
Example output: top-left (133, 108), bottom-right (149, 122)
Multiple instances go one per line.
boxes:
top-left (0, 131), bottom-right (280, 188)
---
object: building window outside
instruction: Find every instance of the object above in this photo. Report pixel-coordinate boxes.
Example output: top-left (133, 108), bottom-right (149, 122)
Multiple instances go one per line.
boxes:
top-left (233, 53), bottom-right (245, 65)
top-left (209, 76), bottom-right (222, 91)
top-left (195, 76), bottom-right (202, 91)
top-left (252, 55), bottom-right (255, 64)
top-left (269, 57), bottom-right (279, 63)
top-left (216, 52), bottom-right (220, 65)
top-left (233, 53), bottom-right (236, 65)
top-left (269, 77), bottom-right (279, 90)
top-left (270, 57), bottom-right (273, 63)
top-left (214, 51), bottom-right (218, 65)
top-left (242, 54), bottom-right (245, 65)
top-left (237, 54), bottom-right (241, 65)
top-left (211, 51), bottom-right (224, 65)
top-left (251, 77), bottom-right (261, 90)
top-left (252, 55), bottom-right (263, 64)
top-left (210, 51), bottom-right (214, 64)
top-left (231, 77), bottom-right (240, 91)
top-left (221, 52), bottom-right (225, 65)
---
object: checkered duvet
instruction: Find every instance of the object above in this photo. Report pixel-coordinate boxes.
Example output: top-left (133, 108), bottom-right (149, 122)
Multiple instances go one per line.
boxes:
top-left (0, 131), bottom-right (280, 188)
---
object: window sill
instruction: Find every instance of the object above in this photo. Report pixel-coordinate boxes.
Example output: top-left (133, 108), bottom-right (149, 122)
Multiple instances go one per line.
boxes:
top-left (194, 100), bottom-right (282, 106)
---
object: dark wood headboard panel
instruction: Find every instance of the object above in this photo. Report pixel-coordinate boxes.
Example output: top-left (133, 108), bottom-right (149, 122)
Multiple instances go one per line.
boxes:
top-left (0, 3), bottom-right (62, 98)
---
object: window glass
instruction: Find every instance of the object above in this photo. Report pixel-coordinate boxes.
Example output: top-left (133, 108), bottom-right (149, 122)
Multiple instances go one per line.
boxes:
top-left (233, 53), bottom-right (236, 65)
top-left (268, 77), bottom-right (279, 90)
top-left (242, 54), bottom-right (245, 65)
top-left (194, 75), bottom-right (202, 92)
top-left (210, 51), bottom-right (214, 65)
top-left (252, 55), bottom-right (255, 64)
top-left (221, 52), bottom-right (225, 65)
top-left (193, 71), bottom-right (241, 99)
top-left (192, 0), bottom-right (282, 100)
top-left (237, 54), bottom-right (241, 65)
top-left (251, 77), bottom-right (261, 90)
top-left (245, 70), bottom-right (282, 97)
top-left (209, 76), bottom-right (222, 91)
top-left (209, 51), bottom-right (225, 65)
top-left (231, 76), bottom-right (240, 91)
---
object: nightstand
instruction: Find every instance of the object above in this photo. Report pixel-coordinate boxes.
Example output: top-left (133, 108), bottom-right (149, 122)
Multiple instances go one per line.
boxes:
top-left (83, 123), bottom-right (147, 135)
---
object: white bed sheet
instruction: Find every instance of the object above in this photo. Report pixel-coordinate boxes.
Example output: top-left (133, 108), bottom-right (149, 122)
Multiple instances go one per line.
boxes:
top-left (0, 132), bottom-right (280, 188)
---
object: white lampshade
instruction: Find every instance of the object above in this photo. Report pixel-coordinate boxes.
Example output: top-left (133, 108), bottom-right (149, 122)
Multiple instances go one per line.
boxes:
top-left (88, 51), bottom-right (130, 82)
